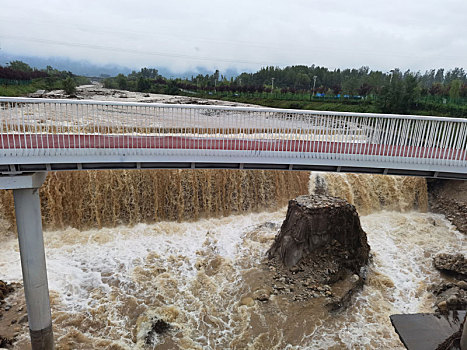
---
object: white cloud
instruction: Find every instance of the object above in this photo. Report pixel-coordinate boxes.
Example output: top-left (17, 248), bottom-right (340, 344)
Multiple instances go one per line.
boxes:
top-left (1, 0), bottom-right (466, 73)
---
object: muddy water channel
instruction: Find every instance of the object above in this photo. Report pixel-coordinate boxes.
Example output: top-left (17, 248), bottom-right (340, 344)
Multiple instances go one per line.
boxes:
top-left (0, 172), bottom-right (464, 349)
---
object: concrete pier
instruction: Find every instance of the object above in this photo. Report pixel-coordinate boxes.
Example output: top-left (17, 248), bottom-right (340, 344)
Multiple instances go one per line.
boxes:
top-left (0, 173), bottom-right (54, 350)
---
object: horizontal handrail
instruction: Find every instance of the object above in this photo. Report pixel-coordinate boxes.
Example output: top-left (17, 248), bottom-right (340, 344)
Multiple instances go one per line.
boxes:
top-left (1, 96), bottom-right (467, 123)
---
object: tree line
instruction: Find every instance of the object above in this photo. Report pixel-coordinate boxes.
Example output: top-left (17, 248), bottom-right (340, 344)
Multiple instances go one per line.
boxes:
top-left (0, 61), bottom-right (49, 81)
top-left (2, 60), bottom-right (466, 115)
top-left (106, 65), bottom-right (466, 97)
top-left (0, 61), bottom-right (92, 95)
top-left (102, 65), bottom-right (466, 114)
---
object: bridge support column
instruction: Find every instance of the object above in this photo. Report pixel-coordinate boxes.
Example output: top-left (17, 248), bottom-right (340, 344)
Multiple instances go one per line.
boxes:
top-left (0, 172), bottom-right (54, 350)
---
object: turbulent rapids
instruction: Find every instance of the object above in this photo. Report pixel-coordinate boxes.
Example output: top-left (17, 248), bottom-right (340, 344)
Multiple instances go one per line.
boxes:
top-left (0, 170), bottom-right (465, 349)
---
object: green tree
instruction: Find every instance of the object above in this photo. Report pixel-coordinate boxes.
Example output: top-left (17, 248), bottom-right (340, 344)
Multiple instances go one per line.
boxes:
top-left (402, 74), bottom-right (419, 110)
top-left (116, 74), bottom-right (128, 90)
top-left (102, 78), bottom-right (116, 89)
top-left (449, 79), bottom-right (462, 100)
top-left (140, 68), bottom-right (159, 79)
top-left (136, 77), bottom-right (151, 92)
top-left (378, 72), bottom-right (405, 113)
top-left (295, 73), bottom-right (311, 90)
top-left (8, 60), bottom-right (33, 72)
top-left (434, 69), bottom-right (444, 83)
top-left (342, 77), bottom-right (360, 95)
top-left (164, 80), bottom-right (179, 95)
top-left (62, 77), bottom-right (76, 95)
top-left (378, 72), bottom-right (419, 114)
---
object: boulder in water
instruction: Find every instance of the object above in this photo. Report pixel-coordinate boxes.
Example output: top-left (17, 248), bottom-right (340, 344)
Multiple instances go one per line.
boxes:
top-left (145, 318), bottom-right (171, 345)
top-left (267, 194), bottom-right (370, 272)
top-left (266, 195), bottom-right (370, 309)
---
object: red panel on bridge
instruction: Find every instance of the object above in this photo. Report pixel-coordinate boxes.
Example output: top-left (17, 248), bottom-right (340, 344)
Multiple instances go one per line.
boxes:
top-left (0, 134), bottom-right (464, 160)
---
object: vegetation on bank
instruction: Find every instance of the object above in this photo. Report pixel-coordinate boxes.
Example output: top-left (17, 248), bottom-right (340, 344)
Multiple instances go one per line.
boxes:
top-left (181, 92), bottom-right (467, 118)
top-left (0, 61), bottom-right (90, 97)
top-left (1, 60), bottom-right (466, 117)
top-left (103, 65), bottom-right (467, 117)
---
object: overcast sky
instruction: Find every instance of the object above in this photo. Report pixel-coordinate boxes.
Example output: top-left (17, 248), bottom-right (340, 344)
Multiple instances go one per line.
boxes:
top-left (1, 0), bottom-right (466, 74)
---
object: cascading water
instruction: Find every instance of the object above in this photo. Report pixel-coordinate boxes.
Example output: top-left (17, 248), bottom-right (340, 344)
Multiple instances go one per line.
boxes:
top-left (0, 169), bottom-right (309, 234)
top-left (0, 170), bottom-right (464, 349)
top-left (309, 172), bottom-right (428, 215)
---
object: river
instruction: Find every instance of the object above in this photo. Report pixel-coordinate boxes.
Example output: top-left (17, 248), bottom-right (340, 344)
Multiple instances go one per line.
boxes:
top-left (0, 171), bottom-right (464, 349)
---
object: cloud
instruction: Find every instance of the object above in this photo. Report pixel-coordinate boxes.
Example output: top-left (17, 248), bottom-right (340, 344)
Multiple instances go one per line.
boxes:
top-left (1, 0), bottom-right (466, 73)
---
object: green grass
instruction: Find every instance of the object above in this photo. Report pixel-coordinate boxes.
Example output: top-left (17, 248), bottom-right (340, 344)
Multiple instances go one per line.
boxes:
top-left (0, 76), bottom-right (90, 97)
top-left (186, 92), bottom-right (466, 118)
top-left (0, 80), bottom-right (49, 97)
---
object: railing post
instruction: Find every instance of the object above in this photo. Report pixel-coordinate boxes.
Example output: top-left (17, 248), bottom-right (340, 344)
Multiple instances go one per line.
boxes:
top-left (0, 172), bottom-right (54, 350)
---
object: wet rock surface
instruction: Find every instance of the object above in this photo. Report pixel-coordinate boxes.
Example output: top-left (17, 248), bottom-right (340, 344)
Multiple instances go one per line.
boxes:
top-left (0, 281), bottom-right (26, 349)
top-left (266, 195), bottom-right (370, 308)
top-left (267, 195), bottom-right (370, 270)
top-left (145, 318), bottom-right (171, 345)
top-left (428, 179), bottom-right (467, 235)
top-left (0, 281), bottom-right (14, 302)
top-left (390, 311), bottom-right (466, 350)
top-left (431, 282), bottom-right (467, 312)
top-left (431, 253), bottom-right (467, 313)
top-left (434, 253), bottom-right (467, 280)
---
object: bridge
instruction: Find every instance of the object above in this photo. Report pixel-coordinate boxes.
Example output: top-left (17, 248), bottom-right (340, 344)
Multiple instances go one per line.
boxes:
top-left (1, 97), bottom-right (466, 178)
top-left (0, 96), bottom-right (466, 349)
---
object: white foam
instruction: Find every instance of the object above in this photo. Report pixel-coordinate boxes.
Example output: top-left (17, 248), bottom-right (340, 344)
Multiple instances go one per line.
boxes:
top-left (0, 205), bottom-right (465, 348)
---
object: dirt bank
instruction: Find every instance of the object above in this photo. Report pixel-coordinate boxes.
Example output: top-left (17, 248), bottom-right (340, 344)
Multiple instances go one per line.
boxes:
top-left (30, 83), bottom-right (261, 107)
top-left (428, 179), bottom-right (467, 235)
top-left (0, 281), bottom-right (27, 349)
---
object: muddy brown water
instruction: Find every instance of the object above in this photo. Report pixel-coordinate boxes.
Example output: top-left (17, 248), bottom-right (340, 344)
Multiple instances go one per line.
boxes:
top-left (0, 172), bottom-right (465, 349)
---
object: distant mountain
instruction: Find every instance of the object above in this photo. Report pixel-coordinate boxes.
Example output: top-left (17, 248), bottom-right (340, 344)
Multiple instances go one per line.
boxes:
top-left (0, 52), bottom-right (133, 77)
top-left (0, 52), bottom-right (240, 79)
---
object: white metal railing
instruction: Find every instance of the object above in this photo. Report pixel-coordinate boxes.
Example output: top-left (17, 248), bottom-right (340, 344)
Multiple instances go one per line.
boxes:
top-left (0, 97), bottom-right (466, 174)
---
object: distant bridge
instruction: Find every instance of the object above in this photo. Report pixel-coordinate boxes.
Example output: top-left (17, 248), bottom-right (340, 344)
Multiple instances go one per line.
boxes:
top-left (1, 96), bottom-right (467, 349)
top-left (0, 97), bottom-right (466, 179)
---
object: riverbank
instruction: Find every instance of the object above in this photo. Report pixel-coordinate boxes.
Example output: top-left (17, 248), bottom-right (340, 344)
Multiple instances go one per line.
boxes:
top-left (0, 281), bottom-right (26, 349)
top-left (28, 84), bottom-right (261, 108)
top-left (428, 179), bottom-right (467, 235)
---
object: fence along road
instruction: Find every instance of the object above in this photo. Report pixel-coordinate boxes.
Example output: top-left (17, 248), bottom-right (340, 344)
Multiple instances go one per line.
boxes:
top-left (0, 97), bottom-right (466, 179)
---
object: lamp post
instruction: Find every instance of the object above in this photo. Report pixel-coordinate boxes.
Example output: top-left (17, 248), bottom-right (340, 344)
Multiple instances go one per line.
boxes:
top-left (389, 70), bottom-right (394, 84)
top-left (312, 76), bottom-right (317, 96)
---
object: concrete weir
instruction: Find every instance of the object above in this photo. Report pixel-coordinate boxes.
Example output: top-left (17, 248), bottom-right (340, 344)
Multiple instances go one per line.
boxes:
top-left (0, 172), bottom-right (54, 350)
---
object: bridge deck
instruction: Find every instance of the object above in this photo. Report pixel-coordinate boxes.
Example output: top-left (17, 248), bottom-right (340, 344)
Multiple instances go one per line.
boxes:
top-left (0, 97), bottom-right (466, 179)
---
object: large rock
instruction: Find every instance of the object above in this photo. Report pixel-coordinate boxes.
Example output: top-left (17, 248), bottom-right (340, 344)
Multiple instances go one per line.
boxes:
top-left (431, 282), bottom-right (467, 311)
top-left (433, 253), bottom-right (467, 280)
top-left (428, 179), bottom-right (467, 235)
top-left (0, 280), bottom-right (14, 302)
top-left (390, 311), bottom-right (467, 350)
top-left (267, 195), bottom-right (370, 271)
